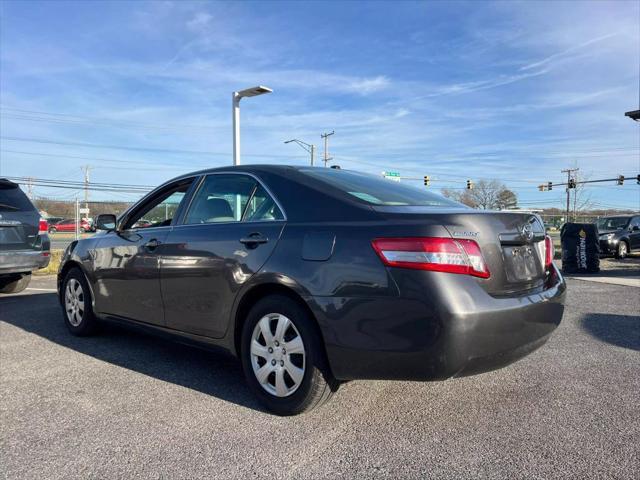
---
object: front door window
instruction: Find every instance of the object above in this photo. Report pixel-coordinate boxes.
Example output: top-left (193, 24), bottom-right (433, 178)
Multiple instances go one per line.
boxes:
top-left (123, 181), bottom-right (192, 230)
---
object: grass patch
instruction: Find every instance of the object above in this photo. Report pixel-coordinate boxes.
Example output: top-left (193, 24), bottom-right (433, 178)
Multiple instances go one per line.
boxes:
top-left (35, 249), bottom-right (63, 276)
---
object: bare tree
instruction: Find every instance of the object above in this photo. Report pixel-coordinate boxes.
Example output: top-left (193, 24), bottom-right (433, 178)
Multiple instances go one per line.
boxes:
top-left (496, 188), bottom-right (517, 210)
top-left (570, 173), bottom-right (594, 221)
top-left (442, 180), bottom-right (517, 210)
top-left (441, 188), bottom-right (477, 208)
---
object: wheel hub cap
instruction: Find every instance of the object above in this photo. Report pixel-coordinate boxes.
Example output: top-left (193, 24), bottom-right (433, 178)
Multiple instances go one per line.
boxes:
top-left (64, 278), bottom-right (85, 327)
top-left (250, 313), bottom-right (306, 398)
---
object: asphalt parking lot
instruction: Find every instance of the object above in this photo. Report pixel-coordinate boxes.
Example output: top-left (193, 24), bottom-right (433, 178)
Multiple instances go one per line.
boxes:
top-left (1, 275), bottom-right (639, 479)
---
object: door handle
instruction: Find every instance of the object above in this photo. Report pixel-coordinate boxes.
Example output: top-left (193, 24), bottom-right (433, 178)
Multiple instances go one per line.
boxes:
top-left (143, 238), bottom-right (160, 251)
top-left (239, 233), bottom-right (268, 247)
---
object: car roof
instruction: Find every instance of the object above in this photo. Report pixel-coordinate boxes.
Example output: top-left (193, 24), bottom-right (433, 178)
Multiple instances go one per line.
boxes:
top-left (169, 164), bottom-right (304, 180)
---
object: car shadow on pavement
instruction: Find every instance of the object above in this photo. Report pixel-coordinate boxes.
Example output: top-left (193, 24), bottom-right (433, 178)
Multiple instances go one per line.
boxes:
top-left (1, 293), bottom-right (266, 413)
top-left (581, 313), bottom-right (640, 351)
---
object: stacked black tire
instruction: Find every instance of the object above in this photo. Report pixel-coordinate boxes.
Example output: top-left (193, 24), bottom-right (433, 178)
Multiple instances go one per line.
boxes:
top-left (560, 223), bottom-right (600, 273)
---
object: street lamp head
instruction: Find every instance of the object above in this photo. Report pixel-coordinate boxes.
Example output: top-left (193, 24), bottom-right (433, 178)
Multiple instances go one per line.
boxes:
top-left (284, 139), bottom-right (295, 144)
top-left (236, 85), bottom-right (273, 98)
top-left (625, 110), bottom-right (640, 122)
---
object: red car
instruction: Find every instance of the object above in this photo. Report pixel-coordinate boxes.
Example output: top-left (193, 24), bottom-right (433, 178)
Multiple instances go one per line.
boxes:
top-left (49, 218), bottom-right (93, 233)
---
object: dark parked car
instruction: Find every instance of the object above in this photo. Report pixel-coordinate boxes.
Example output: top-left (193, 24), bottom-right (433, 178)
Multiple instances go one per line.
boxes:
top-left (0, 179), bottom-right (50, 293)
top-left (596, 215), bottom-right (640, 259)
top-left (57, 166), bottom-right (566, 415)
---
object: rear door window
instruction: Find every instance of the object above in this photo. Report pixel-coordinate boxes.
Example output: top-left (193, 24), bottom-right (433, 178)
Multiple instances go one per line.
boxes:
top-left (243, 184), bottom-right (284, 221)
top-left (184, 174), bottom-right (256, 224)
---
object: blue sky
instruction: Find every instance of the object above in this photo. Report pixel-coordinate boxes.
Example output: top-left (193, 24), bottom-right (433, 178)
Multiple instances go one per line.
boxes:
top-left (1, 0), bottom-right (638, 210)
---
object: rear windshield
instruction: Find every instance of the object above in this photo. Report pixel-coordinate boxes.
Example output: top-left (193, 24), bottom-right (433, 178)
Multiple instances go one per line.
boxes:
top-left (596, 217), bottom-right (629, 230)
top-left (0, 181), bottom-right (34, 212)
top-left (300, 168), bottom-right (461, 207)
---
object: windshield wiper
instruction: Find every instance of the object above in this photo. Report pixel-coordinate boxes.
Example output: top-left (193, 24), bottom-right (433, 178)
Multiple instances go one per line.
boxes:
top-left (0, 203), bottom-right (19, 210)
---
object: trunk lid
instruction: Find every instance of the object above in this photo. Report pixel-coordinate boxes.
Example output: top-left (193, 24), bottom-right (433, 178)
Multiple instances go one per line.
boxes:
top-left (373, 206), bottom-right (547, 295)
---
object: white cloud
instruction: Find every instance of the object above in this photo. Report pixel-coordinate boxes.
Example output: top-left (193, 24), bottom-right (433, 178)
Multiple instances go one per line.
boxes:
top-left (186, 12), bottom-right (213, 32)
top-left (345, 76), bottom-right (390, 94)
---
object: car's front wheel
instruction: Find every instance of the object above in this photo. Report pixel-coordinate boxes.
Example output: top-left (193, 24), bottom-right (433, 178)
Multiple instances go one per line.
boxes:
top-left (61, 268), bottom-right (98, 336)
top-left (616, 241), bottom-right (629, 259)
top-left (0, 273), bottom-right (31, 294)
top-left (241, 295), bottom-right (337, 415)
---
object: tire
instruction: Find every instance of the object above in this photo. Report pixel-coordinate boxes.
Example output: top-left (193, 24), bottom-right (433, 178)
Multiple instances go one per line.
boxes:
top-left (616, 241), bottom-right (628, 259)
top-left (0, 274), bottom-right (31, 294)
top-left (240, 295), bottom-right (337, 416)
top-left (49, 227), bottom-right (57, 233)
top-left (60, 268), bottom-right (99, 336)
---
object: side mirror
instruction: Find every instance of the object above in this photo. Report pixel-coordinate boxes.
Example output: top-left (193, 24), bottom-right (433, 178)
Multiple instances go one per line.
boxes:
top-left (95, 214), bottom-right (117, 231)
top-left (632, 225), bottom-right (639, 232)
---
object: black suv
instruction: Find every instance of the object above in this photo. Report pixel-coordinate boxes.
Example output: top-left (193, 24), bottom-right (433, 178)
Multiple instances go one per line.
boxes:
top-left (596, 215), bottom-right (640, 259)
top-left (0, 179), bottom-right (51, 293)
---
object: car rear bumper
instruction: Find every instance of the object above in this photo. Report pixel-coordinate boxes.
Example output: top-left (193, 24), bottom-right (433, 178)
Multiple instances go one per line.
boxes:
top-left (309, 265), bottom-right (566, 381)
top-left (0, 249), bottom-right (50, 275)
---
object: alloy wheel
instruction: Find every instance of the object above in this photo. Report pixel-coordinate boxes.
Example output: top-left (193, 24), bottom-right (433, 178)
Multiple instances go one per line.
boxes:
top-left (250, 313), bottom-right (306, 397)
top-left (619, 243), bottom-right (627, 258)
top-left (64, 278), bottom-right (85, 326)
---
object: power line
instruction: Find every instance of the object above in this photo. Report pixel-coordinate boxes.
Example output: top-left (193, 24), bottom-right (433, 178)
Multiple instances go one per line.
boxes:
top-left (1, 136), bottom-right (303, 158)
top-left (0, 149), bottom-right (201, 170)
top-left (5, 176), bottom-right (152, 193)
top-left (0, 106), bottom-right (220, 132)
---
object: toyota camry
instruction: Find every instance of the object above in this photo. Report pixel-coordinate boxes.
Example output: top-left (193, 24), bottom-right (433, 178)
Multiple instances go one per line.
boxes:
top-left (58, 166), bottom-right (566, 415)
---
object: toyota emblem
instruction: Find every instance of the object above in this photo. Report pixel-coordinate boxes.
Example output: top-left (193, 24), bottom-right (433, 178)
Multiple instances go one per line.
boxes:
top-left (520, 222), bottom-right (534, 241)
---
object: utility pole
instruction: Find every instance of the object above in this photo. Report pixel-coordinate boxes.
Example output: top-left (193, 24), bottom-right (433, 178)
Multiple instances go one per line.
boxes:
top-left (561, 168), bottom-right (579, 223)
top-left (81, 165), bottom-right (93, 215)
top-left (321, 131), bottom-right (334, 167)
top-left (26, 177), bottom-right (34, 199)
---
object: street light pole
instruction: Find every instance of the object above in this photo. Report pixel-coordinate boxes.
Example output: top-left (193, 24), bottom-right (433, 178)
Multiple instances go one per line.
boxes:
top-left (232, 92), bottom-right (241, 166)
top-left (232, 86), bottom-right (273, 166)
top-left (284, 139), bottom-right (316, 166)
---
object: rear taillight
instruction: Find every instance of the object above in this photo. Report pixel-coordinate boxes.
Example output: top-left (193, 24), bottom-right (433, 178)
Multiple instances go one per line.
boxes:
top-left (39, 218), bottom-right (48, 233)
top-left (544, 234), bottom-right (554, 268)
top-left (371, 237), bottom-right (490, 279)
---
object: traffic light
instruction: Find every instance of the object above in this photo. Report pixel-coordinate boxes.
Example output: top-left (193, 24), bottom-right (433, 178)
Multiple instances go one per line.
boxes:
top-left (637, 174), bottom-right (640, 185)
top-left (547, 181), bottom-right (553, 191)
top-left (568, 178), bottom-right (576, 189)
top-left (466, 180), bottom-right (473, 190)
top-left (423, 175), bottom-right (430, 186)
top-left (617, 175), bottom-right (624, 185)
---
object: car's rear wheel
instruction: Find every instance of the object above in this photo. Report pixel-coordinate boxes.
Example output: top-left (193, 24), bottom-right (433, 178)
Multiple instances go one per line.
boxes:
top-left (49, 227), bottom-right (57, 233)
top-left (0, 273), bottom-right (31, 294)
top-left (61, 268), bottom-right (98, 336)
top-left (240, 295), bottom-right (337, 415)
top-left (616, 241), bottom-right (628, 259)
